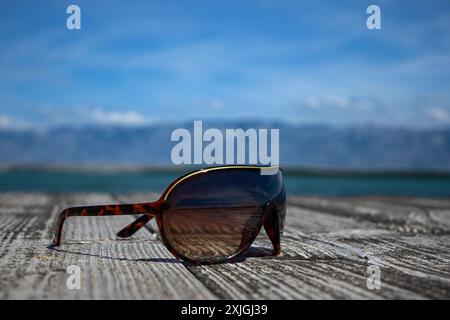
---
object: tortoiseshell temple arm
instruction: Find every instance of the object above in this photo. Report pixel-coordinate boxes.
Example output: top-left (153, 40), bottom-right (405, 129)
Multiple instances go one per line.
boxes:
top-left (52, 202), bottom-right (160, 246)
top-left (116, 214), bottom-right (154, 238)
top-left (116, 201), bottom-right (171, 238)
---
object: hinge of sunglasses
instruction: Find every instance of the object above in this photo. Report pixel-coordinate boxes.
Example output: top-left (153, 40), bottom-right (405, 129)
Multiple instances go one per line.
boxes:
top-left (116, 201), bottom-right (169, 239)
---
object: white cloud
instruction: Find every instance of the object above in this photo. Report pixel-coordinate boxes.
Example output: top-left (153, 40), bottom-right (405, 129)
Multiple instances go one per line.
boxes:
top-left (0, 115), bottom-right (13, 128)
top-left (304, 95), bottom-right (376, 110)
top-left (429, 108), bottom-right (450, 124)
top-left (28, 105), bottom-right (154, 127)
top-left (209, 99), bottom-right (224, 111)
top-left (89, 109), bottom-right (152, 126)
top-left (0, 114), bottom-right (32, 130)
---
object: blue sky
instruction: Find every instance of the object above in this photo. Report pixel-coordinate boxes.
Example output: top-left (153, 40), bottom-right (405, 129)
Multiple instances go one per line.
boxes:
top-left (0, 0), bottom-right (450, 128)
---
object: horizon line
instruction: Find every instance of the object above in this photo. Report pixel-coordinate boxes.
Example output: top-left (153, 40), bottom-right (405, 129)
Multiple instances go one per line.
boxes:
top-left (1, 164), bottom-right (450, 177)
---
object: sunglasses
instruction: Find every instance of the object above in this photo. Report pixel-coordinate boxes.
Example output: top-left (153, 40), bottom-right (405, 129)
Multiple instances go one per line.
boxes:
top-left (52, 166), bottom-right (286, 264)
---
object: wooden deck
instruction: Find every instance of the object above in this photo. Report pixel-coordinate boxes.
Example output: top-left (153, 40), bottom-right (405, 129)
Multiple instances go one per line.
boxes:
top-left (0, 193), bottom-right (449, 299)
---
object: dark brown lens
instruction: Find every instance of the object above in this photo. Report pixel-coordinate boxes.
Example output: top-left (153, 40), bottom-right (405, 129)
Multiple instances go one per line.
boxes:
top-left (162, 168), bottom-right (284, 263)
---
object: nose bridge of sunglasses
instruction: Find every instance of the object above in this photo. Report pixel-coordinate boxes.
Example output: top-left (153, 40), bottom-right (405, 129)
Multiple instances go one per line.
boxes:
top-left (262, 202), bottom-right (281, 255)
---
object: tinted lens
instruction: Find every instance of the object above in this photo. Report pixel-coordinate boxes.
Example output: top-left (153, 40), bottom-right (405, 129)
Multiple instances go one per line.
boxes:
top-left (162, 168), bottom-right (284, 263)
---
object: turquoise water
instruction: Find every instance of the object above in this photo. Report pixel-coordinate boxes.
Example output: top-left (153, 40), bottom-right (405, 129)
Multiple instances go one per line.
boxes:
top-left (0, 169), bottom-right (450, 196)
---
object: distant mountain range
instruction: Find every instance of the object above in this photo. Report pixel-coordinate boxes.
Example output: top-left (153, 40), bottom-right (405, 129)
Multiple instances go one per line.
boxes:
top-left (1, 121), bottom-right (449, 170)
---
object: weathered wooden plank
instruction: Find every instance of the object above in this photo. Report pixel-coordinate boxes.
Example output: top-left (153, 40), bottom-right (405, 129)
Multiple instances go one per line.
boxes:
top-left (187, 234), bottom-right (450, 299)
top-left (189, 256), bottom-right (424, 299)
top-left (1, 193), bottom-right (450, 299)
top-left (361, 197), bottom-right (450, 232)
top-left (186, 200), bottom-right (450, 299)
top-left (282, 205), bottom-right (395, 238)
top-left (0, 193), bottom-right (216, 299)
top-left (105, 194), bottom-right (450, 299)
top-left (370, 196), bottom-right (450, 210)
top-left (288, 196), bottom-right (450, 235)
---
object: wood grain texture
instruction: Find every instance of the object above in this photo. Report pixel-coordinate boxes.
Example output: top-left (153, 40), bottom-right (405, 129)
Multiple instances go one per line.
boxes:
top-left (186, 198), bottom-right (450, 299)
top-left (0, 193), bottom-right (216, 299)
top-left (0, 193), bottom-right (449, 299)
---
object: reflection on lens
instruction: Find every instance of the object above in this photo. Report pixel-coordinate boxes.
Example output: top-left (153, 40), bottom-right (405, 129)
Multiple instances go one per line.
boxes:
top-left (164, 205), bottom-right (261, 261)
top-left (162, 168), bottom-right (284, 262)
